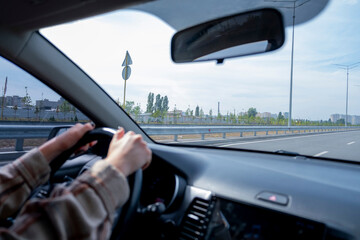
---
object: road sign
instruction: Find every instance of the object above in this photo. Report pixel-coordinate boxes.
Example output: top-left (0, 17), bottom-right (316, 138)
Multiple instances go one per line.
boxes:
top-left (122, 51), bottom-right (132, 108)
top-left (122, 51), bottom-right (133, 66)
top-left (122, 66), bottom-right (131, 80)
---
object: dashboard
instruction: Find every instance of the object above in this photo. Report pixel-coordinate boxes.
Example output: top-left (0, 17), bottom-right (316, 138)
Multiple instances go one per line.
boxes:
top-left (180, 196), bottom-right (326, 240)
top-left (53, 142), bottom-right (360, 240)
top-left (134, 143), bottom-right (360, 240)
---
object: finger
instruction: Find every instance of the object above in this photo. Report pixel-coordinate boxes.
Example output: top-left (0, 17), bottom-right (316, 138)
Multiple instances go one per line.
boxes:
top-left (70, 123), bottom-right (93, 137)
top-left (141, 161), bottom-right (150, 170)
top-left (74, 145), bottom-right (88, 154)
top-left (116, 127), bottom-right (125, 140)
top-left (142, 151), bottom-right (152, 170)
top-left (141, 144), bottom-right (152, 170)
top-left (110, 128), bottom-right (125, 146)
top-left (83, 122), bottom-right (95, 132)
top-left (89, 140), bottom-right (97, 147)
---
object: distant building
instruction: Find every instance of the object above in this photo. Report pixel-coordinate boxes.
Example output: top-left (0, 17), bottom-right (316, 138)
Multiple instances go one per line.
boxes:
top-left (330, 114), bottom-right (343, 123)
top-left (259, 112), bottom-right (272, 119)
top-left (167, 110), bottom-right (183, 117)
top-left (351, 115), bottom-right (360, 125)
top-left (36, 97), bottom-right (66, 110)
top-left (0, 95), bottom-right (24, 107)
top-left (12, 96), bottom-right (22, 107)
top-left (330, 113), bottom-right (360, 124)
top-left (36, 99), bottom-right (59, 110)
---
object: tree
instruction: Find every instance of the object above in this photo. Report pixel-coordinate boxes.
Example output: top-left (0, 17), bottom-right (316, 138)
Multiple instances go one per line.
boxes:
top-left (230, 112), bottom-right (236, 124)
top-left (195, 105), bottom-right (200, 117)
top-left (56, 106), bottom-right (60, 120)
top-left (59, 100), bottom-right (71, 120)
top-left (22, 87), bottom-right (32, 119)
top-left (133, 104), bottom-right (141, 118)
top-left (72, 106), bottom-right (77, 120)
top-left (247, 107), bottom-right (257, 118)
top-left (125, 101), bottom-right (135, 114)
top-left (147, 93), bottom-right (169, 118)
top-left (209, 109), bottom-right (213, 120)
top-left (162, 96), bottom-right (169, 114)
top-left (12, 105), bottom-right (18, 119)
top-left (277, 112), bottom-right (284, 120)
top-left (336, 118), bottom-right (345, 125)
top-left (185, 106), bottom-right (191, 117)
top-left (146, 92), bottom-right (154, 113)
top-left (154, 94), bottom-right (162, 112)
top-left (34, 106), bottom-right (40, 120)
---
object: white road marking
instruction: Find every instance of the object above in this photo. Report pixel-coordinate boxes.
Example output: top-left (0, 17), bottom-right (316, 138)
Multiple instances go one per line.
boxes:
top-left (218, 131), bottom-right (348, 147)
top-left (313, 151), bottom-right (328, 157)
top-left (347, 141), bottom-right (355, 145)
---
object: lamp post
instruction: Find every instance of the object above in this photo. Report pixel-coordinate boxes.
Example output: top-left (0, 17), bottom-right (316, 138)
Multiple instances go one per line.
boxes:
top-left (265, 0), bottom-right (310, 127)
top-left (334, 62), bottom-right (360, 127)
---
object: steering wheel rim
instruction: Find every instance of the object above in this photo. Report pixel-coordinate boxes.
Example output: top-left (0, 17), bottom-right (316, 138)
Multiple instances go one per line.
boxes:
top-left (50, 127), bottom-right (142, 239)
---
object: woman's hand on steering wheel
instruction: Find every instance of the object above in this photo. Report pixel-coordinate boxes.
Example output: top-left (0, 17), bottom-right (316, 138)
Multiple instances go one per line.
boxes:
top-left (39, 123), bottom-right (152, 178)
top-left (39, 123), bottom-right (95, 163)
top-left (104, 128), bottom-right (152, 177)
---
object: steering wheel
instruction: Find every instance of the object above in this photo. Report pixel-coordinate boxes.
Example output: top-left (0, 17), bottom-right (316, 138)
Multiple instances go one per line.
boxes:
top-left (49, 127), bottom-right (143, 240)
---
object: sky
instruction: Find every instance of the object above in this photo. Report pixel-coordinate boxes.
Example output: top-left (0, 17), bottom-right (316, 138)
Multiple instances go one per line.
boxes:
top-left (1, 0), bottom-right (360, 121)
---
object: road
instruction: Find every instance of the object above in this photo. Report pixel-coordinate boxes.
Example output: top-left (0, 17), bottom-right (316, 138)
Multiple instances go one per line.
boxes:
top-left (176, 131), bottom-right (360, 162)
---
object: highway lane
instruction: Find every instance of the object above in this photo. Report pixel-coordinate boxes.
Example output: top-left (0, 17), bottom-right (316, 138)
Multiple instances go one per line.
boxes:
top-left (209, 130), bottom-right (360, 162)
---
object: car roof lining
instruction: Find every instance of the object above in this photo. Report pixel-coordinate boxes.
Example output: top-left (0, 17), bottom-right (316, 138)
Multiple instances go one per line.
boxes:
top-left (132, 0), bottom-right (330, 31)
top-left (0, 0), bottom-right (153, 31)
top-left (0, 0), bottom-right (329, 33)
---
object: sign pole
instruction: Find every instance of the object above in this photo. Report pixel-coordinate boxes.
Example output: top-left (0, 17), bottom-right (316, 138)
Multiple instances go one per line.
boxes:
top-left (123, 79), bottom-right (127, 108)
top-left (121, 51), bottom-right (132, 109)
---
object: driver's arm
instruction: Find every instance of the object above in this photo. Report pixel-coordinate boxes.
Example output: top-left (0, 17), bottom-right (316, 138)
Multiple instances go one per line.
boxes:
top-left (0, 127), bottom-right (151, 240)
top-left (0, 148), bottom-right (51, 220)
top-left (0, 123), bottom-right (94, 220)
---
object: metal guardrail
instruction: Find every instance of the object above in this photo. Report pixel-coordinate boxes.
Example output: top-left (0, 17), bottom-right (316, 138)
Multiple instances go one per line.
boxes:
top-left (0, 125), bottom-right (57, 151)
top-left (142, 125), bottom-right (359, 141)
top-left (0, 125), bottom-right (359, 151)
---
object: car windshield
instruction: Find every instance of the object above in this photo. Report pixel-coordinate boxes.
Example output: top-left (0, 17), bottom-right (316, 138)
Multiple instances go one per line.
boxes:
top-left (40, 0), bottom-right (360, 162)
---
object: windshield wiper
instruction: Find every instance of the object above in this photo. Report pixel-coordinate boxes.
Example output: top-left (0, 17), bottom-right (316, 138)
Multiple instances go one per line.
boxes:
top-left (275, 150), bottom-right (302, 157)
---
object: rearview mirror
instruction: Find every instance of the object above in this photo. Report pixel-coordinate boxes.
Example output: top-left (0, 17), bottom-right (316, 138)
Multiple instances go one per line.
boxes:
top-left (171, 9), bottom-right (285, 63)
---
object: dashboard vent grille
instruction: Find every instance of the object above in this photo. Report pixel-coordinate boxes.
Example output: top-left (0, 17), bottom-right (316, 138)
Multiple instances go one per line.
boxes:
top-left (178, 197), bottom-right (214, 240)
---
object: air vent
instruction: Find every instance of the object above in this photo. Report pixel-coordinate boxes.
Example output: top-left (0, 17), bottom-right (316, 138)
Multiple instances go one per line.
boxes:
top-left (178, 197), bottom-right (214, 240)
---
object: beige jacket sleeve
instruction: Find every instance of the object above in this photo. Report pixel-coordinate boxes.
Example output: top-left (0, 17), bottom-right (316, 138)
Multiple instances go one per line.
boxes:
top-left (0, 148), bottom-right (130, 240)
top-left (0, 148), bottom-right (50, 220)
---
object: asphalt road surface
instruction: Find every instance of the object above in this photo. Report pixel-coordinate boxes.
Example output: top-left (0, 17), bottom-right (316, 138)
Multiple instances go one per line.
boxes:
top-left (210, 130), bottom-right (360, 162)
top-left (170, 130), bottom-right (360, 162)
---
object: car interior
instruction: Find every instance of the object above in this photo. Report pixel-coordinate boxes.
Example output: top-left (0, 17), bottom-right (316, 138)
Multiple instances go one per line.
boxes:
top-left (0, 0), bottom-right (359, 240)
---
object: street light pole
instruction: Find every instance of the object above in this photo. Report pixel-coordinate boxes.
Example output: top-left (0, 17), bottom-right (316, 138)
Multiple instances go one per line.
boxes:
top-left (265, 0), bottom-right (310, 127)
top-left (346, 67), bottom-right (349, 127)
top-left (334, 62), bottom-right (360, 127)
top-left (288, 1), bottom-right (296, 127)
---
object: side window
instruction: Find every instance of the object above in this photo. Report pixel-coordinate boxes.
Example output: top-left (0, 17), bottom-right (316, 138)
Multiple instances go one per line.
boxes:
top-left (0, 56), bottom-right (89, 161)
